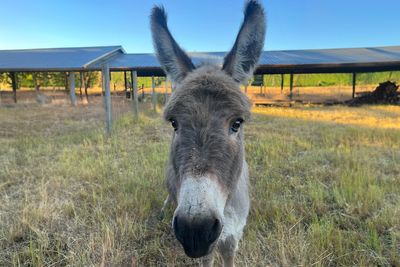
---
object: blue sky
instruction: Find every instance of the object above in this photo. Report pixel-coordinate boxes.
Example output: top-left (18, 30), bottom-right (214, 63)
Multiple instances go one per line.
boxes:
top-left (1, 0), bottom-right (399, 53)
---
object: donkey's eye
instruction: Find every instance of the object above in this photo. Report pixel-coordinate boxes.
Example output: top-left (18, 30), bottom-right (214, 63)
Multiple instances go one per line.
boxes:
top-left (230, 118), bottom-right (243, 133)
top-left (170, 119), bottom-right (178, 131)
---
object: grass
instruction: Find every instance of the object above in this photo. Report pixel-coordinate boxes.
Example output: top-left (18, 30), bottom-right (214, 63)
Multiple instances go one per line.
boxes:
top-left (0, 102), bottom-right (399, 266)
top-left (262, 72), bottom-right (400, 87)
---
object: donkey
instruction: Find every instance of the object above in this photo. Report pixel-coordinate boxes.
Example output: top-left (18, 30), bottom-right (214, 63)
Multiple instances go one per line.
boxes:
top-left (150, 1), bottom-right (266, 266)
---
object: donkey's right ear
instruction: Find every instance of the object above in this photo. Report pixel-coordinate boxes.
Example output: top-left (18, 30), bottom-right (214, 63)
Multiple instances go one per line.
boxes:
top-left (222, 0), bottom-right (266, 84)
top-left (150, 6), bottom-right (195, 83)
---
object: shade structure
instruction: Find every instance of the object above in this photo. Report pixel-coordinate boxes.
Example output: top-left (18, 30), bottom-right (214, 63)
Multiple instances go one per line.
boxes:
top-left (91, 46), bottom-right (400, 75)
top-left (0, 45), bottom-right (398, 75)
top-left (0, 46), bottom-right (124, 72)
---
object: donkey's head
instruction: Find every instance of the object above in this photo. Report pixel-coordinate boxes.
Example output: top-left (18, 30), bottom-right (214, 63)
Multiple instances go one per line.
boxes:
top-left (151, 0), bottom-right (265, 258)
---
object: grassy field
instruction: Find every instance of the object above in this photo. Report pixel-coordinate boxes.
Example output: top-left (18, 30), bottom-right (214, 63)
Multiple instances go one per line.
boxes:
top-left (0, 102), bottom-right (399, 266)
top-left (2, 71), bottom-right (400, 89)
top-left (0, 83), bottom-right (381, 106)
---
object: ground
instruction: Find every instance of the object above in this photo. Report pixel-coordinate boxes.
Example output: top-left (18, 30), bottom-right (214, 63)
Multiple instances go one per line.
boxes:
top-left (0, 83), bottom-right (378, 106)
top-left (0, 100), bottom-right (399, 266)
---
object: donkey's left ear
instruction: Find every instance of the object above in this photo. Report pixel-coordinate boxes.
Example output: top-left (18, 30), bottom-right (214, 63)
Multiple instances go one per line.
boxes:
top-left (150, 6), bottom-right (195, 84)
top-left (222, 0), bottom-right (266, 84)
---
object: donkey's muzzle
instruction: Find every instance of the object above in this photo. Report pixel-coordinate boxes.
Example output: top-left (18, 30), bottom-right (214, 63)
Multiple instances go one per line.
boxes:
top-left (173, 215), bottom-right (223, 258)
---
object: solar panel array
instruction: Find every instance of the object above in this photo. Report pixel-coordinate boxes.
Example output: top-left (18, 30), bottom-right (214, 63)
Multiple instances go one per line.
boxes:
top-left (0, 45), bottom-right (399, 74)
top-left (0, 46), bottom-right (123, 71)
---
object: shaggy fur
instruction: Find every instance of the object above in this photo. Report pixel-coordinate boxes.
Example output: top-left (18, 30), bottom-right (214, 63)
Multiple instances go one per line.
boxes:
top-left (164, 65), bottom-right (251, 202)
top-left (150, 1), bottom-right (266, 265)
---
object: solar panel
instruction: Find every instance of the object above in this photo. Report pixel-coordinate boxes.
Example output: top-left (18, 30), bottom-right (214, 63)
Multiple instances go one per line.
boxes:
top-left (0, 45), bottom-right (399, 74)
top-left (0, 46), bottom-right (123, 71)
top-left (98, 46), bottom-right (400, 74)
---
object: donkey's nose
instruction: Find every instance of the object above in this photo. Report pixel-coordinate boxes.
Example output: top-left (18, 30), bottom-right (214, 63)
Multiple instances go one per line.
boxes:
top-left (173, 215), bottom-right (223, 258)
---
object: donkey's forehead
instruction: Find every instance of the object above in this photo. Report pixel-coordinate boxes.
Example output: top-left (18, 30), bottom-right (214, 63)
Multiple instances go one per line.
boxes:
top-left (164, 67), bottom-right (251, 121)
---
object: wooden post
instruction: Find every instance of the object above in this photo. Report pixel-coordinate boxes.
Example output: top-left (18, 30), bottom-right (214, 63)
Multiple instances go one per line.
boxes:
top-left (80, 72), bottom-right (84, 93)
top-left (78, 73), bottom-right (82, 99)
top-left (65, 72), bottom-right (68, 91)
top-left (68, 72), bottom-right (77, 106)
top-left (10, 72), bottom-right (17, 103)
top-left (280, 74), bottom-right (284, 94)
top-left (32, 73), bottom-right (38, 91)
top-left (152, 76), bottom-right (156, 112)
top-left (245, 85), bottom-right (248, 94)
top-left (289, 73), bottom-right (294, 100)
top-left (164, 77), bottom-right (169, 104)
top-left (102, 64), bottom-right (112, 135)
top-left (352, 73), bottom-right (357, 99)
top-left (261, 74), bottom-right (264, 95)
top-left (124, 71), bottom-right (128, 97)
top-left (131, 70), bottom-right (139, 118)
top-left (43, 73), bottom-right (48, 91)
top-left (81, 72), bottom-right (88, 103)
top-left (129, 71), bottom-right (134, 101)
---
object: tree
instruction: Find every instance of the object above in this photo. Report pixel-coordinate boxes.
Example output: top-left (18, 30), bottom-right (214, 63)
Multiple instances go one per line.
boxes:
top-left (110, 72), bottom-right (124, 91)
top-left (82, 71), bottom-right (99, 102)
top-left (0, 73), bottom-right (10, 88)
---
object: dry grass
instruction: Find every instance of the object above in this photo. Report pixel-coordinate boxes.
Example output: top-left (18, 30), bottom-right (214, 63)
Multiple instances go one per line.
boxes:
top-left (0, 101), bottom-right (399, 266)
top-left (253, 105), bottom-right (400, 129)
top-left (0, 83), bottom-right (378, 106)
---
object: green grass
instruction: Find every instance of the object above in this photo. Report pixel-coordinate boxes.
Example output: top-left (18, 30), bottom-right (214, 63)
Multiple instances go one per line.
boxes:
top-left (262, 71), bottom-right (400, 87)
top-left (0, 104), bottom-right (399, 266)
top-left (3, 71), bottom-right (400, 92)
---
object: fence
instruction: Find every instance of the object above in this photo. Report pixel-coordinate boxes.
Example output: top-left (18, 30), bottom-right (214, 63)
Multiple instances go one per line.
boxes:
top-left (0, 71), bottom-right (398, 134)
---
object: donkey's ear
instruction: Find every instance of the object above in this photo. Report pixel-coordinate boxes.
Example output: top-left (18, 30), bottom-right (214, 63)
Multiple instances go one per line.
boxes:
top-left (150, 6), bottom-right (195, 83)
top-left (222, 0), bottom-right (266, 84)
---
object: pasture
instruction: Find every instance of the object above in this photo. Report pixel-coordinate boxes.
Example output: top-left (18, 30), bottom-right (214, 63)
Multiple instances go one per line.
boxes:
top-left (0, 102), bottom-right (399, 266)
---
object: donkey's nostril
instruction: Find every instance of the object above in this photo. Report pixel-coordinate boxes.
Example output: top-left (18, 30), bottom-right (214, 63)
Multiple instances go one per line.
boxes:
top-left (211, 219), bottom-right (220, 235)
top-left (207, 218), bottom-right (222, 243)
top-left (213, 218), bottom-right (220, 230)
top-left (173, 216), bottom-right (178, 231)
top-left (173, 216), bottom-right (184, 243)
top-left (172, 214), bottom-right (223, 258)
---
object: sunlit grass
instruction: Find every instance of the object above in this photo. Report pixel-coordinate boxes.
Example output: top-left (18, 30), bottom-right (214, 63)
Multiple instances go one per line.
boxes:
top-left (0, 103), bottom-right (399, 266)
top-left (253, 105), bottom-right (400, 129)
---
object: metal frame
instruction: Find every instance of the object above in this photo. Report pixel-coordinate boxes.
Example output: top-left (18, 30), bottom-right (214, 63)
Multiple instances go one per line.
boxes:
top-left (1, 45), bottom-right (399, 133)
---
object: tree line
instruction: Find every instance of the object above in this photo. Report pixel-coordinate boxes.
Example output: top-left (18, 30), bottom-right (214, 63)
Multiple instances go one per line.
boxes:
top-left (2, 71), bottom-right (398, 91)
top-left (0, 72), bottom-right (166, 91)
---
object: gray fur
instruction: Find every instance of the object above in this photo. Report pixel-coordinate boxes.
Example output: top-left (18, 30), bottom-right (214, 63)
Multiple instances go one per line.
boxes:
top-left (164, 66), bottom-right (250, 201)
top-left (165, 66), bottom-right (250, 266)
top-left (150, 1), bottom-right (266, 266)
